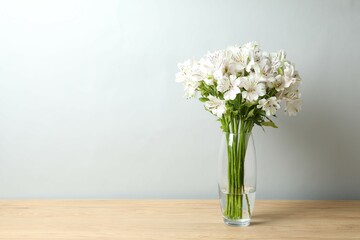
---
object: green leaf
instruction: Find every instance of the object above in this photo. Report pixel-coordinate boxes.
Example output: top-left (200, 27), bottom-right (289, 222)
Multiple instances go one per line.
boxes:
top-left (245, 101), bottom-right (253, 107)
top-left (199, 97), bottom-right (209, 103)
top-left (246, 109), bottom-right (255, 119)
top-left (262, 121), bottom-right (278, 128)
top-left (233, 97), bottom-right (242, 109)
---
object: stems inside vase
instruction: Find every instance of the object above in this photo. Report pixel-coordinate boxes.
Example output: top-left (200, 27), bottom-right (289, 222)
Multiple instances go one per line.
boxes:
top-left (222, 117), bottom-right (253, 220)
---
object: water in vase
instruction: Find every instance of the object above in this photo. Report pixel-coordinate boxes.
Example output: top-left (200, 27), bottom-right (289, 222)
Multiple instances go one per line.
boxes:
top-left (219, 186), bottom-right (256, 226)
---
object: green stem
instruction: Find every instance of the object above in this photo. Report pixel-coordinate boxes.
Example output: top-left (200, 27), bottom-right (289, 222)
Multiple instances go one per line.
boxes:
top-left (223, 118), bottom-right (253, 220)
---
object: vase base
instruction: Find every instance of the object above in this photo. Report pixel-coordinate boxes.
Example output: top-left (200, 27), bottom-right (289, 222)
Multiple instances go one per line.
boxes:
top-left (223, 218), bottom-right (250, 227)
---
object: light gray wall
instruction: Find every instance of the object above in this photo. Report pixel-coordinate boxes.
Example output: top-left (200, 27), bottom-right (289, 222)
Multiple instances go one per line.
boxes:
top-left (0, 0), bottom-right (359, 199)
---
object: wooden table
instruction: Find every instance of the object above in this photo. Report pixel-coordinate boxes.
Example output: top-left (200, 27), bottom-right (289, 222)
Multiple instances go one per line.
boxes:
top-left (0, 200), bottom-right (359, 239)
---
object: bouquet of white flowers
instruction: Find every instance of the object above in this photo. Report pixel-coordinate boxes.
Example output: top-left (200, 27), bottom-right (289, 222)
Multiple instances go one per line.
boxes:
top-left (176, 42), bottom-right (301, 224)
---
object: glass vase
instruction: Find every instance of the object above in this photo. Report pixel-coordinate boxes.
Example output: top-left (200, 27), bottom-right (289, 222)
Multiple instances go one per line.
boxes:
top-left (218, 131), bottom-right (256, 226)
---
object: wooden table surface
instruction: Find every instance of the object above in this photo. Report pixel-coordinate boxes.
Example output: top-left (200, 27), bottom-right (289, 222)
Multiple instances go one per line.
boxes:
top-left (0, 200), bottom-right (359, 239)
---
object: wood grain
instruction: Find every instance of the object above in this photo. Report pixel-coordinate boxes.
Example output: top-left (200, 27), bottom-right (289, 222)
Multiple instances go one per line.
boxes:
top-left (0, 200), bottom-right (359, 239)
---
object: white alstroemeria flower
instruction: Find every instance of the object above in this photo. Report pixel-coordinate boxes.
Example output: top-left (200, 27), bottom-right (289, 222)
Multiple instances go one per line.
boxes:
top-left (227, 46), bottom-right (248, 73)
top-left (213, 51), bottom-right (238, 79)
top-left (243, 42), bottom-right (258, 54)
top-left (198, 57), bottom-right (214, 85)
top-left (175, 71), bottom-right (185, 83)
top-left (217, 75), bottom-right (241, 100)
top-left (176, 59), bottom-right (193, 78)
top-left (259, 52), bottom-right (271, 74)
top-left (282, 62), bottom-right (297, 87)
top-left (245, 58), bottom-right (260, 73)
top-left (245, 44), bottom-right (261, 74)
top-left (276, 80), bottom-right (301, 103)
top-left (205, 95), bottom-right (226, 118)
top-left (293, 70), bottom-right (301, 82)
top-left (262, 51), bottom-right (270, 59)
top-left (183, 76), bottom-right (200, 98)
top-left (283, 61), bottom-right (294, 75)
top-left (267, 74), bottom-right (282, 90)
top-left (268, 73), bottom-right (294, 92)
top-left (285, 99), bottom-right (302, 116)
top-left (176, 59), bottom-right (202, 98)
top-left (213, 63), bottom-right (227, 81)
top-left (257, 97), bottom-right (281, 116)
top-left (284, 85), bottom-right (301, 100)
top-left (223, 75), bottom-right (241, 100)
top-left (176, 42), bottom-right (302, 117)
top-left (206, 50), bottom-right (225, 66)
top-left (270, 50), bottom-right (286, 64)
top-left (281, 81), bottom-right (302, 116)
top-left (270, 50), bottom-right (286, 74)
top-left (177, 59), bottom-right (199, 77)
top-left (239, 74), bottom-right (266, 102)
top-left (198, 51), bottom-right (226, 85)
top-left (216, 75), bottom-right (231, 93)
top-left (176, 59), bottom-right (203, 82)
top-left (228, 61), bottom-right (246, 75)
top-left (274, 76), bottom-right (290, 91)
